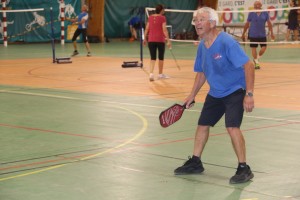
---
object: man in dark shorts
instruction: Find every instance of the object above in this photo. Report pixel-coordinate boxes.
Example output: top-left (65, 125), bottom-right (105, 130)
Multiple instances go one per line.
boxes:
top-left (69, 5), bottom-right (91, 57)
top-left (173, 7), bottom-right (255, 184)
top-left (242, 0), bottom-right (275, 69)
top-left (285, 1), bottom-right (299, 41)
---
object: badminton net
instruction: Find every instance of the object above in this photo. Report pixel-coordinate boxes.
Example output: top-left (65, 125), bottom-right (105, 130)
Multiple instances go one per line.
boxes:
top-left (145, 5), bottom-right (300, 44)
top-left (145, 5), bottom-right (300, 64)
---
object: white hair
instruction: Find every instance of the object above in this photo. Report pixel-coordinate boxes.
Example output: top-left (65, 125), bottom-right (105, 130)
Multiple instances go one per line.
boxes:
top-left (196, 7), bottom-right (219, 26)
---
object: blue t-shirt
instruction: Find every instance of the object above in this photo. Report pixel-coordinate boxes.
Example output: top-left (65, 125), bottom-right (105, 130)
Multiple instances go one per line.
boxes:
top-left (128, 16), bottom-right (140, 26)
top-left (77, 12), bottom-right (88, 29)
top-left (194, 32), bottom-right (249, 98)
top-left (247, 12), bottom-right (270, 38)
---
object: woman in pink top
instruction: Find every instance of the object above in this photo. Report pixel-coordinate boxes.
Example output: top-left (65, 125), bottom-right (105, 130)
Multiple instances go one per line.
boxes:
top-left (144, 4), bottom-right (171, 81)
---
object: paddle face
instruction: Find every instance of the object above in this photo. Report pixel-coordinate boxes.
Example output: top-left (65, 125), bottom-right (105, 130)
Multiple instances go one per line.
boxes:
top-left (159, 104), bottom-right (185, 128)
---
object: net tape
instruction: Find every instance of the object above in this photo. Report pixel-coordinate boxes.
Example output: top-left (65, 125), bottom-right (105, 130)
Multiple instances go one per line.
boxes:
top-left (0, 8), bottom-right (44, 13)
top-left (145, 7), bottom-right (300, 15)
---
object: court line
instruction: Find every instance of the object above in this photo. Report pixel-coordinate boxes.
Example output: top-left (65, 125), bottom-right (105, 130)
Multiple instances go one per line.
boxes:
top-left (0, 105), bottom-right (148, 182)
top-left (2, 116), bottom-right (298, 183)
top-left (131, 121), bottom-right (300, 148)
top-left (1, 121), bottom-right (292, 173)
top-left (0, 123), bottom-right (109, 140)
top-left (0, 89), bottom-right (99, 102)
top-left (1, 89), bottom-right (300, 123)
top-left (2, 119), bottom-right (299, 174)
top-left (100, 101), bottom-right (300, 123)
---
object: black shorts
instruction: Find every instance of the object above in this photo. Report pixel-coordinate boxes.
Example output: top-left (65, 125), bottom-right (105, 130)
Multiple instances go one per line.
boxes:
top-left (148, 42), bottom-right (165, 60)
top-left (72, 28), bottom-right (88, 43)
top-left (249, 37), bottom-right (267, 48)
top-left (288, 21), bottom-right (299, 30)
top-left (198, 89), bottom-right (245, 128)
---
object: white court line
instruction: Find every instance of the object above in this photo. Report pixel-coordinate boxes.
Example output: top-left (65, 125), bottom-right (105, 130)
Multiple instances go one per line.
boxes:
top-left (243, 115), bottom-right (300, 123)
top-left (101, 101), bottom-right (300, 123)
top-left (0, 89), bottom-right (98, 102)
top-left (1, 89), bottom-right (300, 123)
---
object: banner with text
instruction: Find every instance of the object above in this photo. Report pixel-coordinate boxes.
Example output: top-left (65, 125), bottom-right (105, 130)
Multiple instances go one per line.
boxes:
top-left (218, 0), bottom-right (290, 25)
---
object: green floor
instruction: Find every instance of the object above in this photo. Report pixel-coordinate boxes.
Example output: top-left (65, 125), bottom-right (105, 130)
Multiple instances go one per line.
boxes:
top-left (1, 41), bottom-right (300, 200)
top-left (1, 84), bottom-right (300, 200)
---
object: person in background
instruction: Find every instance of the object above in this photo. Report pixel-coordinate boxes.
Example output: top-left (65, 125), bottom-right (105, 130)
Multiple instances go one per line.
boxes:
top-left (285, 1), bottom-right (299, 42)
top-left (143, 4), bottom-right (171, 81)
top-left (242, 0), bottom-right (275, 69)
top-left (69, 4), bottom-right (92, 57)
top-left (174, 7), bottom-right (255, 184)
top-left (128, 16), bottom-right (141, 41)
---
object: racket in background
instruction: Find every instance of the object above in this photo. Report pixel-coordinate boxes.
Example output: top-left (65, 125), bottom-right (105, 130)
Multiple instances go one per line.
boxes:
top-left (169, 48), bottom-right (181, 70)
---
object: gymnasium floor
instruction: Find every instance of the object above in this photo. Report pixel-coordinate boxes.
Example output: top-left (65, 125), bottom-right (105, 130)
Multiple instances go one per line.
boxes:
top-left (0, 40), bottom-right (300, 200)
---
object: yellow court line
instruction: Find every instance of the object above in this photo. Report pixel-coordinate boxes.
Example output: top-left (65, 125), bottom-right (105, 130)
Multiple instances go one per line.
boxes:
top-left (80, 106), bottom-right (148, 161)
top-left (0, 105), bottom-right (148, 182)
top-left (0, 164), bottom-right (67, 182)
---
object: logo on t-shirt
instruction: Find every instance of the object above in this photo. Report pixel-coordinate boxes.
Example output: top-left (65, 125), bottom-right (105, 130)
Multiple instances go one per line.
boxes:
top-left (213, 53), bottom-right (222, 60)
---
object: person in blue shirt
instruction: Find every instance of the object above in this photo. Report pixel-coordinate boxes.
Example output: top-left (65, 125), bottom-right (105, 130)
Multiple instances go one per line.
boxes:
top-left (69, 4), bottom-right (91, 57)
top-left (128, 16), bottom-right (142, 41)
top-left (174, 7), bottom-right (255, 184)
top-left (242, 0), bottom-right (274, 69)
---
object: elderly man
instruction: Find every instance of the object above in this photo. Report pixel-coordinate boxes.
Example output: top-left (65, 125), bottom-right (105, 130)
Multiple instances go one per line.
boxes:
top-left (174, 7), bottom-right (255, 184)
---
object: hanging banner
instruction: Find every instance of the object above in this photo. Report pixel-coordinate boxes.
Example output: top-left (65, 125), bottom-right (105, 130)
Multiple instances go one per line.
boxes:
top-left (0, 0), bottom-right (80, 44)
top-left (217, 0), bottom-right (290, 24)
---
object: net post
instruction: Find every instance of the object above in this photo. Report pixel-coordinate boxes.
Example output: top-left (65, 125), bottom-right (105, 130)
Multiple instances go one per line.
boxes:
top-left (59, 0), bottom-right (65, 45)
top-left (50, 7), bottom-right (56, 63)
top-left (139, 7), bottom-right (143, 67)
top-left (2, 0), bottom-right (7, 47)
top-left (121, 7), bottom-right (144, 68)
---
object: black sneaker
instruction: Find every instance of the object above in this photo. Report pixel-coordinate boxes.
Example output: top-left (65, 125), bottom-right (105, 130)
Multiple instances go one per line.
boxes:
top-left (230, 165), bottom-right (254, 184)
top-left (174, 156), bottom-right (204, 175)
top-left (71, 50), bottom-right (79, 57)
